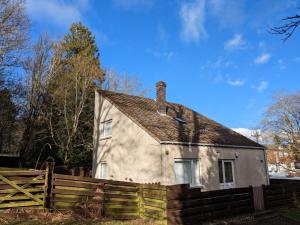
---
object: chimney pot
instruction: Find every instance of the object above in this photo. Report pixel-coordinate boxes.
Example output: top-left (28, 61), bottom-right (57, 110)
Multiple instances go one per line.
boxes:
top-left (156, 81), bottom-right (167, 114)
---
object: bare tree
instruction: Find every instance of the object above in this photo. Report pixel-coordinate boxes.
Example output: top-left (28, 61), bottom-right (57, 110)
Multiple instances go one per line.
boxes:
top-left (270, 13), bottom-right (300, 41)
top-left (48, 41), bottom-right (103, 164)
top-left (103, 69), bottom-right (148, 96)
top-left (19, 34), bottom-right (52, 165)
top-left (0, 0), bottom-right (29, 72)
top-left (261, 91), bottom-right (300, 161)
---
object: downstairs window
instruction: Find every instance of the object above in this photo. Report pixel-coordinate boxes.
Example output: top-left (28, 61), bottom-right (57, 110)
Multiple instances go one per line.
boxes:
top-left (174, 159), bottom-right (201, 187)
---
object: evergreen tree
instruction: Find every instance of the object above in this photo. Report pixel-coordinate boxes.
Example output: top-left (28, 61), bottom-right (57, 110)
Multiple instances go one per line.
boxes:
top-left (48, 22), bottom-right (104, 167)
top-left (0, 87), bottom-right (17, 153)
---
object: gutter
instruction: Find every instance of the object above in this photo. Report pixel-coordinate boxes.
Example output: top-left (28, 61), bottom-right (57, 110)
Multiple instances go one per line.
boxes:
top-left (159, 141), bottom-right (265, 150)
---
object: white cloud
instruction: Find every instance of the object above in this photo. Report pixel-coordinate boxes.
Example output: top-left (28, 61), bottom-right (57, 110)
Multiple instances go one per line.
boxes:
top-left (204, 58), bottom-right (233, 69)
top-left (148, 49), bottom-right (176, 61)
top-left (252, 81), bottom-right (268, 92)
top-left (295, 57), bottom-right (300, 63)
top-left (258, 41), bottom-right (266, 48)
top-left (256, 81), bottom-right (268, 92)
top-left (112, 0), bottom-right (154, 9)
top-left (233, 128), bottom-right (268, 143)
top-left (157, 24), bottom-right (168, 43)
top-left (224, 33), bottom-right (247, 50)
top-left (180, 0), bottom-right (207, 43)
top-left (232, 128), bottom-right (253, 139)
top-left (277, 59), bottom-right (286, 70)
top-left (26, 0), bottom-right (86, 28)
top-left (209, 0), bottom-right (246, 28)
top-left (227, 79), bottom-right (245, 86)
top-left (254, 53), bottom-right (271, 64)
top-left (214, 74), bottom-right (223, 83)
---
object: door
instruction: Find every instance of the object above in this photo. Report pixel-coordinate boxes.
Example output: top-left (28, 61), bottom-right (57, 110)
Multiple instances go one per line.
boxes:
top-left (219, 160), bottom-right (235, 189)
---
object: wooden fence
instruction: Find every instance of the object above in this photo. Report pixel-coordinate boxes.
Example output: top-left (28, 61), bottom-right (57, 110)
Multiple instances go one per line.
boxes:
top-left (166, 185), bottom-right (253, 225)
top-left (103, 180), bottom-right (140, 219)
top-left (263, 183), bottom-right (300, 209)
top-left (0, 168), bottom-right (46, 209)
top-left (51, 173), bottom-right (103, 215)
top-left (141, 184), bottom-right (167, 220)
top-left (3, 166), bottom-right (300, 224)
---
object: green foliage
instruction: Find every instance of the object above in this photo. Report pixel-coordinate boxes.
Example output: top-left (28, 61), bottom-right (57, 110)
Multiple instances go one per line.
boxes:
top-left (47, 22), bottom-right (104, 167)
top-left (281, 208), bottom-right (300, 222)
top-left (0, 87), bottom-right (17, 153)
top-left (63, 22), bottom-right (99, 59)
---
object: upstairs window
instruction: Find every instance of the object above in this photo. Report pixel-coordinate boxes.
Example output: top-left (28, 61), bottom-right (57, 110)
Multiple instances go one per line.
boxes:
top-left (100, 120), bottom-right (112, 138)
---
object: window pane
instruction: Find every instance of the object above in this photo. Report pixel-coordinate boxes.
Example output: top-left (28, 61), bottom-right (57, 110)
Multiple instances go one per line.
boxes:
top-left (101, 120), bottom-right (112, 138)
top-left (100, 163), bottom-right (107, 179)
top-left (104, 121), bottom-right (112, 136)
top-left (224, 162), bottom-right (233, 183)
top-left (192, 160), bottom-right (200, 185)
top-left (100, 125), bottom-right (104, 137)
top-left (174, 161), bottom-right (191, 184)
top-left (218, 160), bottom-right (224, 183)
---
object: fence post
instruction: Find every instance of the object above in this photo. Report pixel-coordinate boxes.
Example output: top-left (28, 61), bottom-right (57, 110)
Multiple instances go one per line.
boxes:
top-left (45, 161), bottom-right (55, 210)
top-left (291, 182), bottom-right (299, 207)
top-left (263, 185), bottom-right (267, 210)
top-left (252, 185), bottom-right (265, 212)
top-left (138, 184), bottom-right (144, 218)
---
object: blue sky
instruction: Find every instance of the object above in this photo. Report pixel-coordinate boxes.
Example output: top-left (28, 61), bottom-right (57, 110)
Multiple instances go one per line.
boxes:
top-left (26, 0), bottom-right (300, 132)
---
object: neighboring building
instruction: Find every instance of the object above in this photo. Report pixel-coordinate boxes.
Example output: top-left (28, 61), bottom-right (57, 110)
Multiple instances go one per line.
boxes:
top-left (0, 149), bottom-right (20, 167)
top-left (267, 145), bottom-right (300, 177)
top-left (92, 81), bottom-right (268, 190)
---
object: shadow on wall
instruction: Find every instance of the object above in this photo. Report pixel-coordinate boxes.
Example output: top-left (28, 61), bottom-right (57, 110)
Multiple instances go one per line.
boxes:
top-left (93, 90), bottom-right (266, 189)
top-left (175, 107), bottom-right (218, 190)
top-left (93, 92), bottom-right (161, 183)
top-left (171, 105), bottom-right (266, 190)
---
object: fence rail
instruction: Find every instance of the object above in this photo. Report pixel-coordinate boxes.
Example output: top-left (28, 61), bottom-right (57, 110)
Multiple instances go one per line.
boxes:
top-left (166, 185), bottom-right (253, 225)
top-left (51, 173), bottom-right (103, 214)
top-left (2, 167), bottom-right (300, 225)
top-left (263, 183), bottom-right (300, 210)
top-left (0, 169), bottom-right (46, 209)
top-left (103, 180), bottom-right (140, 220)
top-left (141, 184), bottom-right (167, 220)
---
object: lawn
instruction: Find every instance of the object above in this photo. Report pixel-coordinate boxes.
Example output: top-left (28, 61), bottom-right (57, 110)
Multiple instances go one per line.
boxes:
top-left (1, 220), bottom-right (163, 225)
top-left (280, 208), bottom-right (300, 222)
top-left (0, 210), bottom-right (164, 225)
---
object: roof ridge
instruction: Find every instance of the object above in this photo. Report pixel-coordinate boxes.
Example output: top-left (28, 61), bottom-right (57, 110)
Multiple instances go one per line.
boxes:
top-left (99, 89), bottom-right (184, 106)
top-left (98, 89), bottom-right (264, 148)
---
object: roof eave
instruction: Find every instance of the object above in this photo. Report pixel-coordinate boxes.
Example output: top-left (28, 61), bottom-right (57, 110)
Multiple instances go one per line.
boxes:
top-left (159, 141), bottom-right (265, 150)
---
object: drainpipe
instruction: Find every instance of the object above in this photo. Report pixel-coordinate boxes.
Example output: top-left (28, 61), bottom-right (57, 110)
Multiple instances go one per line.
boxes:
top-left (161, 144), bottom-right (169, 185)
top-left (263, 147), bottom-right (270, 185)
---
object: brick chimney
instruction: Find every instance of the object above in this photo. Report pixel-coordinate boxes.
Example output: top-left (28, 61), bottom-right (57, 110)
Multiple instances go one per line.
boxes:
top-left (156, 81), bottom-right (167, 114)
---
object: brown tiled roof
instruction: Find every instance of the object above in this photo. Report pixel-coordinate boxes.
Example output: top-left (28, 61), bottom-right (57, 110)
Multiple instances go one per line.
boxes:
top-left (100, 90), bottom-right (264, 148)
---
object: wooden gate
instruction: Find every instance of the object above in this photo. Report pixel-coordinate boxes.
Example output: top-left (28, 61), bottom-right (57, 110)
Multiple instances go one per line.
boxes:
top-left (0, 168), bottom-right (47, 209)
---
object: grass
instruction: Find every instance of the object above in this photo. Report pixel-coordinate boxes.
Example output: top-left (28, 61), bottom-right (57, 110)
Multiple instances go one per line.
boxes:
top-left (280, 207), bottom-right (300, 222)
top-left (0, 210), bottom-right (164, 225)
top-left (1, 220), bottom-right (163, 225)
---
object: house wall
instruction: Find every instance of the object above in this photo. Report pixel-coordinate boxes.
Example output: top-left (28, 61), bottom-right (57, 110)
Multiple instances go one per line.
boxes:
top-left (92, 91), bottom-right (163, 183)
top-left (163, 144), bottom-right (268, 190)
top-left (92, 91), bottom-right (268, 190)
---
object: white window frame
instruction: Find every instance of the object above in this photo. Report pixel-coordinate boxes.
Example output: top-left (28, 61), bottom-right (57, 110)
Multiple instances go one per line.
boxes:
top-left (174, 159), bottom-right (201, 187)
top-left (218, 160), bottom-right (235, 189)
top-left (99, 161), bottom-right (108, 179)
top-left (100, 120), bottom-right (112, 139)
